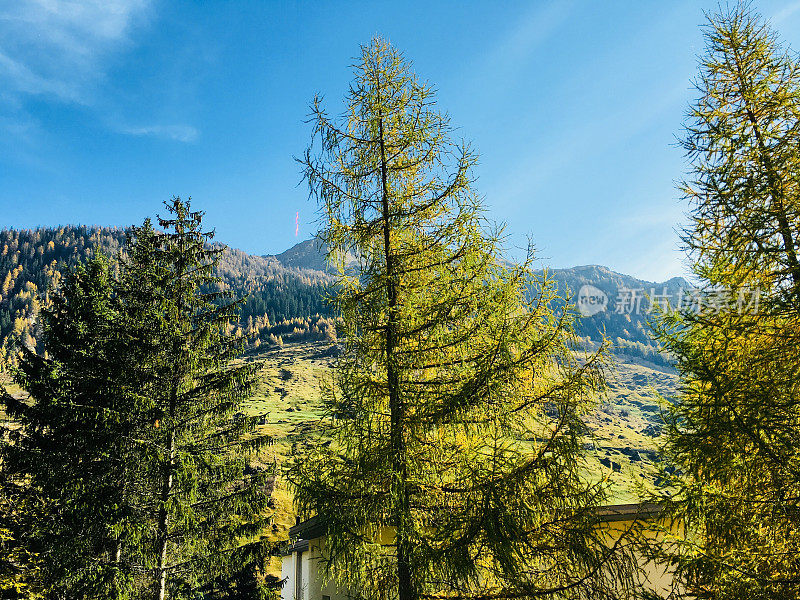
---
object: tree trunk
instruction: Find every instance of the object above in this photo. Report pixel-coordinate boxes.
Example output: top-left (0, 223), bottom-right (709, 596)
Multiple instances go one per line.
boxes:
top-left (377, 111), bottom-right (414, 600)
top-left (155, 223), bottom-right (186, 600)
top-left (154, 411), bottom-right (176, 600)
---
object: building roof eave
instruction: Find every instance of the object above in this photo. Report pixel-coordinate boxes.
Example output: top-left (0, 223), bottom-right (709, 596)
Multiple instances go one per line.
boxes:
top-left (287, 502), bottom-right (664, 547)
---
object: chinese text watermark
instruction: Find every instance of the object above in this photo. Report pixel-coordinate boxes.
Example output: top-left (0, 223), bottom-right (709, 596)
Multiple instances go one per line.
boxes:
top-left (576, 285), bottom-right (761, 317)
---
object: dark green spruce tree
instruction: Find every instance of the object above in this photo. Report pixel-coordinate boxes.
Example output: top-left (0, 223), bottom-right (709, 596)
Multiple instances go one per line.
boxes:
top-left (120, 199), bottom-right (274, 600)
top-left (651, 4), bottom-right (800, 599)
top-left (1, 256), bottom-right (144, 599)
top-left (1, 198), bottom-right (276, 599)
top-left (291, 38), bottom-right (635, 600)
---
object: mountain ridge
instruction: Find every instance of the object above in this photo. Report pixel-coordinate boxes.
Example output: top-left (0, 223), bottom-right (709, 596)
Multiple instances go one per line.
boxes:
top-left (269, 238), bottom-right (690, 289)
top-left (1, 228), bottom-right (678, 365)
top-left (268, 239), bottom-right (685, 360)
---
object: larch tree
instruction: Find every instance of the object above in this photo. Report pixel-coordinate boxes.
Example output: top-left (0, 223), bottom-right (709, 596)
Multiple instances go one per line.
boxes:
top-left (291, 38), bottom-right (635, 600)
top-left (651, 3), bottom-right (800, 599)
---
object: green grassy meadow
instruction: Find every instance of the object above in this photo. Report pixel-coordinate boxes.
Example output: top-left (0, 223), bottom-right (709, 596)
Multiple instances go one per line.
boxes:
top-left (246, 341), bottom-right (675, 511)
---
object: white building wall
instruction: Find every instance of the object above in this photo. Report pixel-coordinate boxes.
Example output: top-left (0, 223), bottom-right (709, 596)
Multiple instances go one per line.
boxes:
top-left (280, 553), bottom-right (293, 600)
top-left (280, 539), bottom-right (349, 600)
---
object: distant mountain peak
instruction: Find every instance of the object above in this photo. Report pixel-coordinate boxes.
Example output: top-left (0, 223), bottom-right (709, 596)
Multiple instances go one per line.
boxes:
top-left (265, 238), bottom-right (328, 272)
top-left (266, 237), bottom-right (358, 273)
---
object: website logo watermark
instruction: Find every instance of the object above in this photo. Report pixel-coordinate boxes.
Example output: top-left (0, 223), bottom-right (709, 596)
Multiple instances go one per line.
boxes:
top-left (577, 285), bottom-right (609, 317)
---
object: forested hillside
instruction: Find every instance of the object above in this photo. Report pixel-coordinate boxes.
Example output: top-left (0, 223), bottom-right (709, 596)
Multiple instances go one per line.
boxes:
top-left (0, 227), bottom-right (335, 363)
top-left (271, 239), bottom-right (686, 365)
top-left (543, 264), bottom-right (689, 366)
top-left (1, 228), bottom-right (682, 366)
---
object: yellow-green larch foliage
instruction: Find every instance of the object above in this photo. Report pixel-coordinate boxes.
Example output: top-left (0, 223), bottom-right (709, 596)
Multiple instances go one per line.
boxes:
top-left (291, 38), bottom-right (635, 600)
top-left (652, 3), bottom-right (800, 599)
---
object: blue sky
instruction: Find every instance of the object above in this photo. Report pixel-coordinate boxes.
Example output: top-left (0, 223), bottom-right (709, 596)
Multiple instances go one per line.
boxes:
top-left (3, 1), bottom-right (800, 281)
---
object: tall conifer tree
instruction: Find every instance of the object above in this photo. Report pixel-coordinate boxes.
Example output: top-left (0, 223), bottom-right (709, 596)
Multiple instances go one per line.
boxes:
top-left (2, 199), bottom-right (276, 599)
top-left (292, 38), bottom-right (634, 600)
top-left (2, 256), bottom-right (142, 598)
top-left (121, 199), bottom-right (273, 600)
top-left (652, 4), bottom-right (800, 598)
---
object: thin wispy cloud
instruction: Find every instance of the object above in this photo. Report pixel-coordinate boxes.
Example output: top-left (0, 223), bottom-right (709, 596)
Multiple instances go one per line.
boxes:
top-left (772, 0), bottom-right (800, 24)
top-left (0, 0), bottom-right (151, 103)
top-left (473, 1), bottom-right (574, 90)
top-left (492, 2), bottom-right (573, 62)
top-left (474, 3), bottom-right (697, 282)
top-left (619, 201), bottom-right (685, 230)
top-left (621, 236), bottom-right (685, 283)
top-left (0, 49), bottom-right (81, 101)
top-left (121, 124), bottom-right (199, 143)
top-left (575, 199), bottom-right (688, 282)
top-left (0, 1), bottom-right (198, 146)
top-left (488, 76), bottom-right (688, 212)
